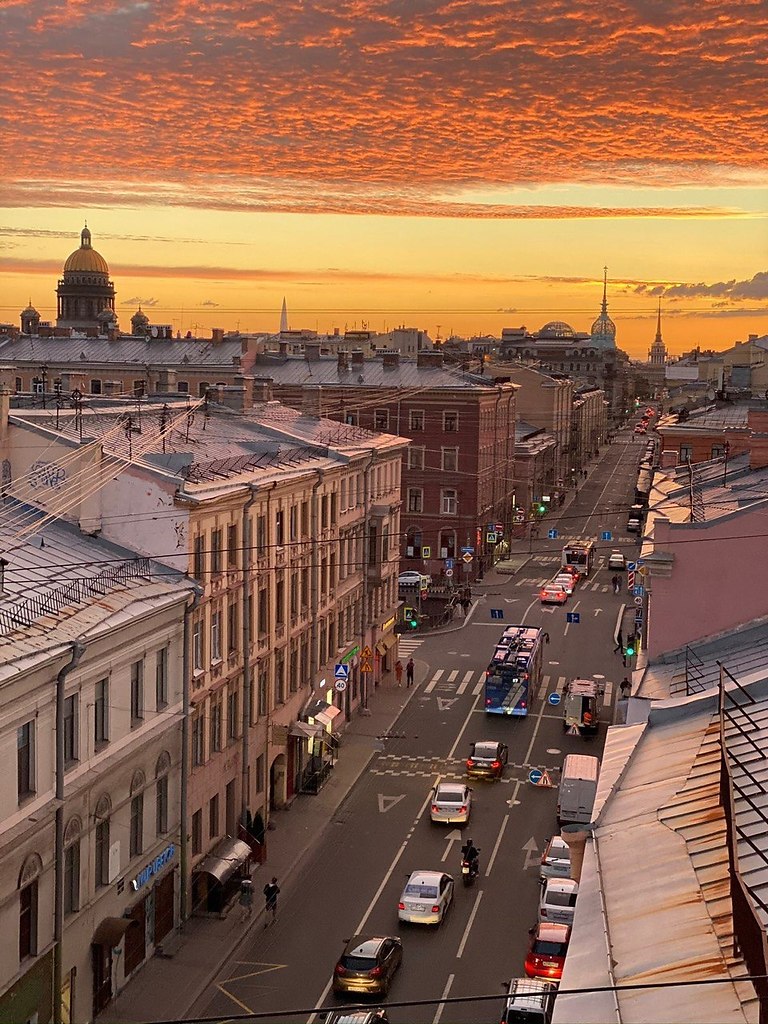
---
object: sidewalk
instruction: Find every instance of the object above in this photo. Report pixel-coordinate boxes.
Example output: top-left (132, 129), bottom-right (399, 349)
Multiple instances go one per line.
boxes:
top-left (97, 670), bottom-right (427, 1024)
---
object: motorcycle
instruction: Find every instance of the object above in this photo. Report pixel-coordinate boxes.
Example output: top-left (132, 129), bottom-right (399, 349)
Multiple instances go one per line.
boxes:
top-left (460, 851), bottom-right (480, 887)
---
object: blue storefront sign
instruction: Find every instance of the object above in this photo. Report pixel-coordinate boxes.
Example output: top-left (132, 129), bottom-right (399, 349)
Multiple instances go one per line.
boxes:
top-left (131, 843), bottom-right (176, 892)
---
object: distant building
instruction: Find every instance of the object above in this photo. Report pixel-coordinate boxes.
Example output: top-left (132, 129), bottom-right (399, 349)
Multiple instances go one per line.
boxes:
top-left (56, 225), bottom-right (116, 332)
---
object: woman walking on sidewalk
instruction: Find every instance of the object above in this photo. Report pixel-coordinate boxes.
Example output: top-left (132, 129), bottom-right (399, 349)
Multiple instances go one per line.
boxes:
top-left (395, 659), bottom-right (403, 686)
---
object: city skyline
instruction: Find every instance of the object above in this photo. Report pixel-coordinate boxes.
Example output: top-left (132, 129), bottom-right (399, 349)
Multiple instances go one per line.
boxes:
top-left (1, 0), bottom-right (767, 356)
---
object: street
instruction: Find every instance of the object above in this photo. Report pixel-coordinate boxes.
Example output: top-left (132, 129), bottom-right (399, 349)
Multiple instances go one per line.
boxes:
top-left (192, 435), bottom-right (641, 1024)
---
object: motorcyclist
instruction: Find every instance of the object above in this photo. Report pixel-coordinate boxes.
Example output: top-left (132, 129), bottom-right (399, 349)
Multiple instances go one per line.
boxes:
top-left (461, 838), bottom-right (479, 875)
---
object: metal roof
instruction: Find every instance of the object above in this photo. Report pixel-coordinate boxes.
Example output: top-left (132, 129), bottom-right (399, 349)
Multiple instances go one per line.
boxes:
top-left (254, 354), bottom-right (503, 390)
top-left (0, 334), bottom-right (247, 368)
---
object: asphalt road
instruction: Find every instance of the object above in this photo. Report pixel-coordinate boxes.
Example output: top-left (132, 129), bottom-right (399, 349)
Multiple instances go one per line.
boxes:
top-left (193, 433), bottom-right (643, 1024)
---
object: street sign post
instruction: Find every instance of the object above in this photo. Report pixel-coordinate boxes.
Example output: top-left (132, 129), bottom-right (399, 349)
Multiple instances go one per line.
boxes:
top-left (490, 609), bottom-right (504, 620)
top-left (334, 678), bottom-right (347, 692)
top-left (462, 552), bottom-right (473, 564)
top-left (445, 558), bottom-right (454, 570)
top-left (360, 658), bottom-right (373, 673)
top-left (445, 569), bottom-right (453, 579)
top-left (566, 612), bottom-right (580, 624)
top-left (334, 664), bottom-right (350, 681)
top-left (548, 692), bottom-right (561, 706)
top-left (486, 531), bottom-right (497, 544)
top-left (528, 769), bottom-right (543, 785)
top-left (601, 531), bottom-right (612, 541)
top-left (548, 529), bottom-right (559, 540)
top-left (633, 585), bottom-right (644, 597)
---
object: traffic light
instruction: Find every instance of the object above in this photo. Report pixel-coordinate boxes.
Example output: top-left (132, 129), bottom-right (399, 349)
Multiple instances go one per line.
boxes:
top-left (624, 634), bottom-right (637, 657)
top-left (537, 503), bottom-right (546, 515)
top-left (404, 607), bottom-right (418, 629)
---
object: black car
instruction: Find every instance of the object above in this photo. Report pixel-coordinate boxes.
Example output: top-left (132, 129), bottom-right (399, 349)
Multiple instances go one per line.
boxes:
top-left (466, 740), bottom-right (509, 779)
top-left (333, 935), bottom-right (402, 997)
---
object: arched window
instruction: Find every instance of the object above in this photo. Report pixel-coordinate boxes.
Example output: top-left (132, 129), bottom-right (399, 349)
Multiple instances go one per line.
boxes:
top-left (95, 795), bottom-right (111, 888)
top-left (438, 530), bottom-right (456, 560)
top-left (18, 853), bottom-right (42, 961)
top-left (64, 818), bottom-right (81, 916)
top-left (405, 527), bottom-right (422, 558)
top-left (155, 752), bottom-right (171, 837)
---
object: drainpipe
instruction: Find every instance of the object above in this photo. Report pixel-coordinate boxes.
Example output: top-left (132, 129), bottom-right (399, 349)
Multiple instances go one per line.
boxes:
top-left (53, 640), bottom-right (85, 1024)
top-left (180, 584), bottom-right (203, 925)
top-left (240, 485), bottom-right (259, 830)
top-left (310, 470), bottom-right (324, 681)
top-left (360, 450), bottom-right (377, 711)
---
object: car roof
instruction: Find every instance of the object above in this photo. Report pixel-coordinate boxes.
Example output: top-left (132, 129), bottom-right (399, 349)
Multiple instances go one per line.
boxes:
top-left (543, 583), bottom-right (566, 591)
top-left (406, 870), bottom-right (445, 885)
top-left (473, 740), bottom-right (500, 754)
top-left (344, 935), bottom-right (393, 956)
top-left (436, 781), bottom-right (466, 795)
top-left (536, 921), bottom-right (570, 941)
top-left (544, 878), bottom-right (578, 894)
top-left (546, 835), bottom-right (570, 853)
top-left (325, 1013), bottom-right (384, 1024)
top-left (504, 977), bottom-right (555, 1008)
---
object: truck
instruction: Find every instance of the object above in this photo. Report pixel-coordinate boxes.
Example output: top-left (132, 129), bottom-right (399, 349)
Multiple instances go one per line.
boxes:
top-left (562, 678), bottom-right (603, 736)
top-left (557, 754), bottom-right (600, 827)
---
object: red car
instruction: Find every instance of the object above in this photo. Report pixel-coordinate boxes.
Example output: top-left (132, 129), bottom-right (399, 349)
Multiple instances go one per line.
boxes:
top-left (539, 584), bottom-right (568, 605)
top-left (525, 922), bottom-right (570, 980)
top-left (633, 426), bottom-right (646, 435)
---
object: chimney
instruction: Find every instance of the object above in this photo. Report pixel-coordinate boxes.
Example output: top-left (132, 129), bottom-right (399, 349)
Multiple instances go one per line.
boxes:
top-left (748, 406), bottom-right (768, 470)
top-left (157, 368), bottom-right (178, 393)
top-left (333, 327), bottom-right (340, 337)
top-left (302, 385), bottom-right (322, 418)
top-left (337, 350), bottom-right (350, 373)
top-left (417, 350), bottom-right (444, 368)
top-left (351, 349), bottom-right (365, 367)
top-left (251, 376), bottom-right (273, 403)
top-left (219, 380), bottom-right (248, 413)
top-left (304, 342), bottom-right (321, 361)
top-left (0, 387), bottom-right (9, 447)
top-left (382, 351), bottom-right (400, 370)
top-left (749, 334), bottom-right (758, 343)
top-left (211, 328), bottom-right (225, 344)
top-left (279, 340), bottom-right (288, 356)
top-left (659, 449), bottom-right (678, 469)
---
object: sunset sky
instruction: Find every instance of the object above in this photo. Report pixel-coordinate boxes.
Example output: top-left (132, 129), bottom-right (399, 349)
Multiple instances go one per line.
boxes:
top-left (1, 0), bottom-right (766, 358)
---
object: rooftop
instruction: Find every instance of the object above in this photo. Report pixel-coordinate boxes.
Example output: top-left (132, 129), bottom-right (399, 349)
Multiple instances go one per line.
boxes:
top-left (253, 353), bottom-right (506, 391)
top-left (0, 333), bottom-right (250, 368)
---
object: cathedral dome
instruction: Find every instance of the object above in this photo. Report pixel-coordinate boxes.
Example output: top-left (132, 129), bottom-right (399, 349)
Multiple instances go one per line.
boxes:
top-left (63, 225), bottom-right (109, 275)
top-left (591, 312), bottom-right (616, 339)
top-left (539, 321), bottom-right (576, 339)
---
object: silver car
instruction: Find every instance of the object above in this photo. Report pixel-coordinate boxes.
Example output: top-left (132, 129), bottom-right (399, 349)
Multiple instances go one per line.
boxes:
top-left (430, 781), bottom-right (471, 825)
top-left (398, 870), bottom-right (454, 926)
top-left (538, 877), bottom-right (578, 925)
top-left (539, 836), bottom-right (571, 881)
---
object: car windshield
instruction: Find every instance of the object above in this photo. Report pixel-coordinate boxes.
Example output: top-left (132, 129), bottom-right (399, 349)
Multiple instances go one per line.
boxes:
top-left (405, 883), bottom-right (438, 898)
top-left (547, 890), bottom-right (577, 907)
top-left (436, 790), bottom-right (463, 802)
top-left (473, 743), bottom-right (497, 758)
top-left (341, 955), bottom-right (378, 971)
top-left (533, 939), bottom-right (567, 956)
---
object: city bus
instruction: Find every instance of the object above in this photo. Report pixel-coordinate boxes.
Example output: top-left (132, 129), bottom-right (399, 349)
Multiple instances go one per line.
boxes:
top-left (561, 540), bottom-right (596, 577)
top-left (484, 624), bottom-right (544, 716)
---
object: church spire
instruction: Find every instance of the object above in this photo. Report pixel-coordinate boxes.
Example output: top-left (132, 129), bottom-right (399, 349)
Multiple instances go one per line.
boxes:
top-left (655, 297), bottom-right (663, 345)
top-left (280, 297), bottom-right (288, 333)
top-left (601, 265), bottom-right (608, 316)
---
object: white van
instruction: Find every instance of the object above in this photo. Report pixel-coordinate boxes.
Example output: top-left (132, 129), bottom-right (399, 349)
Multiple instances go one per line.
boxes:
top-left (557, 754), bottom-right (600, 827)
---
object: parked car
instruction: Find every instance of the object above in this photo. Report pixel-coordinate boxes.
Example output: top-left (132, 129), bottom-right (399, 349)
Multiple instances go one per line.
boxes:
top-left (633, 425), bottom-right (646, 435)
top-left (332, 935), bottom-right (402, 996)
top-left (538, 878), bottom-right (579, 925)
top-left (499, 978), bottom-right (557, 1024)
top-left (552, 573), bottom-right (576, 595)
top-left (607, 550), bottom-right (626, 570)
top-left (466, 740), bottom-right (509, 780)
top-left (398, 571), bottom-right (431, 588)
top-left (540, 836), bottom-right (572, 881)
top-left (323, 1011), bottom-right (389, 1024)
top-left (539, 583), bottom-right (568, 605)
top-left (398, 870), bottom-right (454, 926)
top-left (525, 922), bottom-right (571, 980)
top-left (430, 781), bottom-right (471, 824)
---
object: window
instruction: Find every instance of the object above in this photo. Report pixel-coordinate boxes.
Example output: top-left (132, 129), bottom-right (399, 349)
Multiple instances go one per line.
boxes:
top-left (19, 880), bottom-right (37, 961)
top-left (227, 600), bottom-right (238, 654)
top-left (407, 488), bottom-right (423, 513)
top-left (276, 509), bottom-right (285, 546)
top-left (209, 794), bottom-right (219, 839)
top-left (156, 775), bottom-right (168, 836)
top-left (331, 492), bottom-right (338, 524)
top-left (301, 501), bottom-right (309, 534)
top-left (211, 529), bottom-right (222, 575)
top-left (227, 523), bottom-right (238, 567)
top-left (156, 648), bottom-right (168, 708)
top-left (276, 577), bottom-right (285, 626)
top-left (211, 610), bottom-right (222, 661)
top-left (193, 535), bottom-right (205, 580)
top-left (210, 694), bottom-right (223, 752)
top-left (711, 445), bottom-right (725, 459)
top-left (301, 569), bottom-right (309, 610)
top-left (289, 645), bottom-right (298, 693)
top-left (374, 409), bottom-right (390, 430)
top-left (408, 446), bottom-right (425, 471)
top-left (177, 380), bottom-right (189, 394)
top-left (228, 686), bottom-right (240, 741)
top-left (95, 815), bottom-right (110, 888)
top-left (193, 622), bottom-right (203, 671)
top-left (258, 667), bottom-right (268, 717)
top-left (130, 794), bottom-right (144, 858)
top-left (290, 573), bottom-right (298, 618)
top-left (94, 678), bottom-right (109, 746)
top-left (441, 489), bottom-right (458, 515)
top-left (192, 809), bottom-right (202, 855)
top-left (192, 711), bottom-right (204, 766)
top-left (439, 530), bottom-right (457, 559)
top-left (275, 651), bottom-right (285, 704)
top-left (441, 447), bottom-right (459, 472)
top-left (256, 754), bottom-right (265, 794)
top-left (63, 694), bottom-right (78, 765)
top-left (130, 660), bottom-right (144, 725)
top-left (321, 495), bottom-right (329, 529)
top-left (90, 378), bottom-right (102, 395)
top-left (17, 721), bottom-right (35, 801)
top-left (289, 504), bottom-right (298, 541)
top-left (680, 445), bottom-right (693, 462)
top-left (258, 588), bottom-right (268, 635)
top-left (409, 410), bottom-right (424, 431)
top-left (405, 528), bottom-right (422, 558)
top-left (443, 411), bottom-right (459, 432)
top-left (64, 839), bottom-right (80, 916)
top-left (256, 514), bottom-right (267, 553)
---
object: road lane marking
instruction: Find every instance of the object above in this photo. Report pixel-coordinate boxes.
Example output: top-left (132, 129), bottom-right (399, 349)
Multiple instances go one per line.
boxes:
top-left (447, 689), bottom-right (483, 760)
top-left (456, 670), bottom-right (473, 694)
top-left (424, 669), bottom-right (444, 693)
top-left (377, 793), bottom-right (406, 813)
top-left (447, 669), bottom-right (458, 682)
top-left (485, 814), bottom-right (509, 878)
top-left (432, 973), bottom-right (455, 1024)
top-left (308, 785), bottom-right (438, 1023)
top-left (537, 673), bottom-right (550, 700)
top-left (441, 828), bottom-right (464, 863)
top-left (215, 983), bottom-right (255, 1016)
top-left (456, 889), bottom-right (484, 959)
top-left (522, 837), bottom-right (541, 870)
top-left (472, 677), bottom-right (483, 696)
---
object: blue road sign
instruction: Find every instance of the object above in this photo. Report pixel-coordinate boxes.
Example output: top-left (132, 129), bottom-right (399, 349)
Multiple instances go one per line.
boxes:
top-left (460, 546), bottom-right (475, 554)
top-left (633, 585), bottom-right (644, 597)
top-left (334, 664), bottom-right (350, 680)
top-left (548, 529), bottom-right (559, 540)
top-left (601, 530), bottom-right (612, 541)
top-left (445, 558), bottom-right (455, 570)
top-left (566, 612), bottom-right (580, 624)
top-left (490, 609), bottom-right (504, 620)
top-left (528, 768), bottom-right (543, 785)
top-left (637, 559), bottom-right (645, 567)
top-left (627, 561), bottom-right (637, 572)
top-left (548, 692), bottom-right (562, 706)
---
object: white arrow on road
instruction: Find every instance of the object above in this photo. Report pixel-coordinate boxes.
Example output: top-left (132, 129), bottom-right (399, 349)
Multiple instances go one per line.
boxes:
top-left (522, 836), bottom-right (540, 871)
top-left (377, 794), bottom-right (406, 813)
top-left (594, 607), bottom-right (603, 616)
top-left (504, 597), bottom-right (519, 604)
top-left (441, 828), bottom-right (464, 863)
top-left (437, 697), bottom-right (457, 712)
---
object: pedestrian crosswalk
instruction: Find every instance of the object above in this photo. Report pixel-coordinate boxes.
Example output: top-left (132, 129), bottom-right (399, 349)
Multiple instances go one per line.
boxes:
top-left (397, 636), bottom-right (425, 655)
top-left (516, 576), bottom-right (614, 593)
top-left (417, 667), bottom-right (615, 707)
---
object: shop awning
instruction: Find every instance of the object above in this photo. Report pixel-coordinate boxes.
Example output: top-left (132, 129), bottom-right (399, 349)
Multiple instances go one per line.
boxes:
top-left (194, 837), bottom-right (252, 885)
top-left (93, 916), bottom-right (137, 948)
top-left (290, 720), bottom-right (323, 739)
top-left (316, 705), bottom-right (342, 728)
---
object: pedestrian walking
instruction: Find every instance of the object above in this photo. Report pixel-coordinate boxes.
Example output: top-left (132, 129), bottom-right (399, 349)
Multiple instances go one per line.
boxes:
top-left (406, 658), bottom-right (415, 687)
top-left (395, 659), bottom-right (403, 686)
top-left (613, 629), bottom-right (623, 653)
top-left (461, 597), bottom-right (471, 616)
top-left (263, 877), bottom-right (280, 926)
top-left (620, 677), bottom-right (631, 699)
top-left (612, 574), bottom-right (621, 595)
top-left (542, 631), bottom-right (550, 644)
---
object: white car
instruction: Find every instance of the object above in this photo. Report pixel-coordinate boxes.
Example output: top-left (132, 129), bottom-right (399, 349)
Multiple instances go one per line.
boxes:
top-left (540, 836), bottom-right (571, 881)
top-left (398, 870), bottom-right (454, 926)
top-left (430, 782), bottom-right (471, 825)
top-left (552, 573), bottom-right (576, 595)
top-left (398, 571), bottom-right (431, 588)
top-left (538, 877), bottom-right (578, 925)
top-left (607, 550), bottom-right (626, 571)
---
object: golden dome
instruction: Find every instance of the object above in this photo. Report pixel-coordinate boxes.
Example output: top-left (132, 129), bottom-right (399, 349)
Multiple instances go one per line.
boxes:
top-left (63, 225), bottom-right (109, 275)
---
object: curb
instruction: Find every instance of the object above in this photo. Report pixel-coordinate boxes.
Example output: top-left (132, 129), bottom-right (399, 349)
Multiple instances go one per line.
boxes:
top-left (183, 674), bottom-right (425, 1021)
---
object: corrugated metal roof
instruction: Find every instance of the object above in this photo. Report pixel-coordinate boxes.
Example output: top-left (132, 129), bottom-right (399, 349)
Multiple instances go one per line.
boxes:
top-left (0, 334), bottom-right (246, 368)
top-left (254, 354), bottom-right (501, 390)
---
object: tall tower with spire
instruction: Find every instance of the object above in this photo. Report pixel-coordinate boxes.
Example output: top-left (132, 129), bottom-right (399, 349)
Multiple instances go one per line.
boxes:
top-left (649, 299), bottom-right (667, 366)
top-left (590, 266), bottom-right (616, 349)
top-left (279, 297), bottom-right (288, 333)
